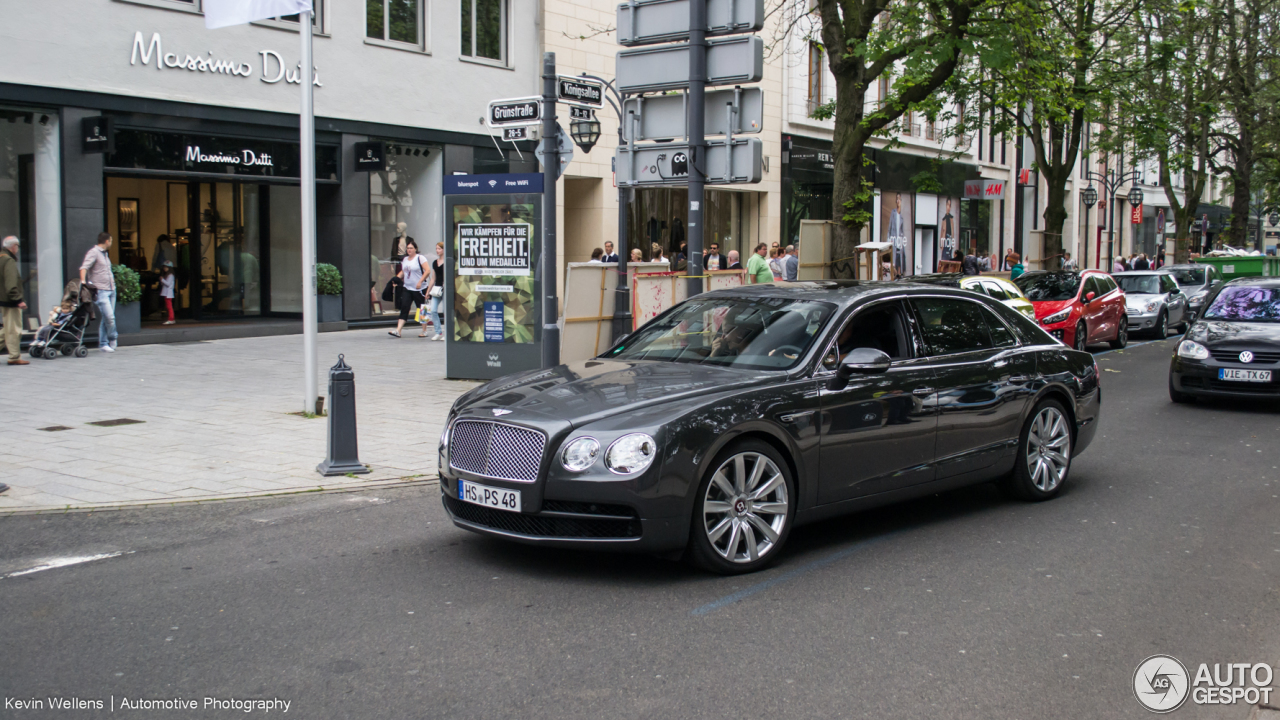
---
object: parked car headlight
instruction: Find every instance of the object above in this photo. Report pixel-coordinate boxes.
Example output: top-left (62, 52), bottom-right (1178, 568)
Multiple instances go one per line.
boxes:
top-left (1190, 290), bottom-right (1208, 303)
top-left (1145, 301), bottom-right (1160, 312)
top-left (1041, 308), bottom-right (1071, 325)
top-left (1177, 340), bottom-right (1210, 360)
top-left (605, 433), bottom-right (657, 475)
top-left (560, 437), bottom-right (601, 472)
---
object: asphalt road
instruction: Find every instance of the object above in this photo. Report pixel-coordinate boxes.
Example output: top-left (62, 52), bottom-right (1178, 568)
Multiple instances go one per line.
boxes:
top-left (3, 337), bottom-right (1279, 719)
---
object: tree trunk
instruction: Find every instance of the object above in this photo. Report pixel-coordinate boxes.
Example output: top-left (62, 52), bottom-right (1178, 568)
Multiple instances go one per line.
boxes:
top-left (829, 74), bottom-right (871, 278)
top-left (1226, 136), bottom-right (1254, 248)
top-left (1041, 177), bottom-right (1069, 271)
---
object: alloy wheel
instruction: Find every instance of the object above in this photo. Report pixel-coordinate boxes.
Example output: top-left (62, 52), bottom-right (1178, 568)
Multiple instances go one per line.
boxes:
top-left (1157, 312), bottom-right (1167, 338)
top-left (702, 452), bottom-right (789, 564)
top-left (1074, 322), bottom-right (1088, 352)
top-left (1025, 406), bottom-right (1070, 492)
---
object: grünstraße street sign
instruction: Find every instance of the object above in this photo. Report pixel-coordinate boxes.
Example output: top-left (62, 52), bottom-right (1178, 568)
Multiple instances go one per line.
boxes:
top-left (557, 76), bottom-right (604, 109)
top-left (615, 137), bottom-right (762, 186)
top-left (622, 86), bottom-right (763, 141)
top-left (616, 35), bottom-right (763, 93)
top-left (487, 97), bottom-right (542, 128)
top-left (617, 0), bottom-right (765, 46)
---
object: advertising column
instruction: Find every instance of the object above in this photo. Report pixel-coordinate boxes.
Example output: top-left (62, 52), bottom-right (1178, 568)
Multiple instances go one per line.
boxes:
top-left (443, 173), bottom-right (544, 380)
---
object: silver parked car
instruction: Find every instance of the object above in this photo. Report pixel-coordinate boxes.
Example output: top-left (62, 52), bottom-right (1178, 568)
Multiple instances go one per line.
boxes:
top-left (1113, 271), bottom-right (1189, 337)
top-left (1165, 264), bottom-right (1222, 320)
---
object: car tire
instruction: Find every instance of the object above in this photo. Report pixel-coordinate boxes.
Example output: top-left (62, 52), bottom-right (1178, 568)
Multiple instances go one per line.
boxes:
top-left (1169, 375), bottom-right (1195, 403)
top-left (688, 439), bottom-right (796, 575)
top-left (1000, 399), bottom-right (1073, 502)
top-left (1073, 322), bottom-right (1088, 352)
top-left (1109, 317), bottom-right (1128, 349)
top-left (1154, 310), bottom-right (1168, 338)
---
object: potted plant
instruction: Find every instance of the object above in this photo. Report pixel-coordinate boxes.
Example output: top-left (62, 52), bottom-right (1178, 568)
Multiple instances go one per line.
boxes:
top-left (111, 264), bottom-right (142, 334)
top-left (316, 263), bottom-right (343, 323)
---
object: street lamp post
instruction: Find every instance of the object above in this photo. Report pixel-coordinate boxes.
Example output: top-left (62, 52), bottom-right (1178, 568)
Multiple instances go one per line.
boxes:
top-left (1084, 168), bottom-right (1140, 271)
top-left (1081, 185), bottom-right (1098, 269)
top-left (571, 73), bottom-right (634, 344)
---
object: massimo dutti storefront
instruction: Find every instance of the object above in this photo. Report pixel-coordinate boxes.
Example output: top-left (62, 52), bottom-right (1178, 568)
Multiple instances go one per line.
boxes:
top-left (0, 85), bottom-right (532, 334)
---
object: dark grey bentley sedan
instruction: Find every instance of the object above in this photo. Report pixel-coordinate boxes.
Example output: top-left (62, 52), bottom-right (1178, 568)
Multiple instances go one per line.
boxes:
top-left (439, 282), bottom-right (1101, 574)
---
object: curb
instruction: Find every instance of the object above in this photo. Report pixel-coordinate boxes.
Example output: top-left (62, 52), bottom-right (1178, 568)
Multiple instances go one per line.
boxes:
top-left (0, 475), bottom-right (440, 517)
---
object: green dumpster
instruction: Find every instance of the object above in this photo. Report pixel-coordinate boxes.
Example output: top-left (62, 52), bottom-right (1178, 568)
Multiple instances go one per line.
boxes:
top-left (1193, 256), bottom-right (1280, 280)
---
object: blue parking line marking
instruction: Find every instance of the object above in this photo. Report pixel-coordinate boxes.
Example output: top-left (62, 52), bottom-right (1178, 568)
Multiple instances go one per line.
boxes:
top-left (1092, 337), bottom-right (1174, 357)
top-left (691, 534), bottom-right (895, 616)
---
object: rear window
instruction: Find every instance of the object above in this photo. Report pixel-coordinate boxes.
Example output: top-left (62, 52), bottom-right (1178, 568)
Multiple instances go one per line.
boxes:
top-left (1201, 286), bottom-right (1280, 321)
top-left (1170, 268), bottom-right (1206, 286)
top-left (1015, 273), bottom-right (1081, 301)
top-left (1117, 275), bottom-right (1161, 294)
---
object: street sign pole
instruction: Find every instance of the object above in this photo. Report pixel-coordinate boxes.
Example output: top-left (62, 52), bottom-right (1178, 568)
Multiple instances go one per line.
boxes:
top-left (687, 0), bottom-right (707, 298)
top-left (541, 52), bottom-right (560, 369)
top-left (300, 7), bottom-right (318, 415)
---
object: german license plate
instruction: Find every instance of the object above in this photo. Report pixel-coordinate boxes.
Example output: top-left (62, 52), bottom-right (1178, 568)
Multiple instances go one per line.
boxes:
top-left (458, 479), bottom-right (521, 512)
top-left (1219, 368), bottom-right (1272, 382)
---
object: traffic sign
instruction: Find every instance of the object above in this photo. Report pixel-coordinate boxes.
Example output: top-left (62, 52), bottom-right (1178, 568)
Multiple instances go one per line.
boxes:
top-left (616, 35), bottom-right (763, 93)
top-left (487, 97), bottom-right (542, 128)
top-left (557, 76), bottom-right (604, 108)
top-left (617, 0), bottom-right (765, 46)
top-left (615, 137), bottom-right (762, 186)
top-left (535, 123), bottom-right (575, 181)
top-left (622, 86), bottom-right (764, 141)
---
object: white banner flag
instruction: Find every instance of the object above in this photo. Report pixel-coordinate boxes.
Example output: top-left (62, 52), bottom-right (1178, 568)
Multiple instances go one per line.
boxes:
top-left (204, 0), bottom-right (313, 29)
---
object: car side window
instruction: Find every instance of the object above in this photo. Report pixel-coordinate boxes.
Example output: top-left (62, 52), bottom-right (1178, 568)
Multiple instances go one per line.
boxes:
top-left (984, 281), bottom-right (1012, 300)
top-left (821, 301), bottom-right (913, 371)
top-left (1161, 275), bottom-right (1178, 293)
top-left (910, 297), bottom-right (994, 356)
top-left (1081, 277), bottom-right (1098, 299)
top-left (1101, 276), bottom-right (1118, 294)
top-left (983, 307), bottom-right (1017, 347)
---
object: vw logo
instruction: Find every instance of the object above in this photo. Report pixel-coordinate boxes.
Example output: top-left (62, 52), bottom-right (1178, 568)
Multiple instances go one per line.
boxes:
top-left (491, 408), bottom-right (512, 417)
top-left (1239, 351), bottom-right (1254, 363)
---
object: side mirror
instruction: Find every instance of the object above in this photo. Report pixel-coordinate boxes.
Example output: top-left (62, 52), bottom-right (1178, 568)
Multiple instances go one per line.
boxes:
top-left (828, 348), bottom-right (892, 390)
top-left (1084, 291), bottom-right (1096, 302)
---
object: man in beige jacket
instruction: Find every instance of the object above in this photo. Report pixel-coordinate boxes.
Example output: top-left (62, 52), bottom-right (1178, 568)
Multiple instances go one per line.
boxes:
top-left (1, 235), bottom-right (29, 369)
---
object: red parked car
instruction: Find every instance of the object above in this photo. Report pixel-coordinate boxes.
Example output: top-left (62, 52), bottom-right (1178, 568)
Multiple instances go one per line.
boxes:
top-left (1013, 270), bottom-right (1128, 351)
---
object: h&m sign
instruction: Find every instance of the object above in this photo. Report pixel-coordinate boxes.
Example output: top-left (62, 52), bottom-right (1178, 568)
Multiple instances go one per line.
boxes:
top-left (964, 179), bottom-right (1006, 200)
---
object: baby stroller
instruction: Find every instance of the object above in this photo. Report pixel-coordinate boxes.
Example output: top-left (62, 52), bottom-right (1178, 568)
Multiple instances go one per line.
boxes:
top-left (29, 281), bottom-right (95, 360)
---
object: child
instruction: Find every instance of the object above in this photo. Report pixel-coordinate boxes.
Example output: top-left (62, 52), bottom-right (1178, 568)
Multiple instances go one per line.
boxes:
top-left (160, 261), bottom-right (175, 324)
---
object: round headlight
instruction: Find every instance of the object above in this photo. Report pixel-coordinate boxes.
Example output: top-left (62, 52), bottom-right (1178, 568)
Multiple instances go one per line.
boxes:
top-left (1145, 301), bottom-right (1160, 312)
top-left (561, 437), bottom-right (600, 472)
top-left (605, 433), bottom-right (657, 475)
top-left (1177, 339), bottom-right (1210, 360)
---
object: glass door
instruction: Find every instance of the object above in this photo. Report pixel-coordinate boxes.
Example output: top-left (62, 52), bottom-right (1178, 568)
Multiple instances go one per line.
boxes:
top-left (193, 181), bottom-right (262, 319)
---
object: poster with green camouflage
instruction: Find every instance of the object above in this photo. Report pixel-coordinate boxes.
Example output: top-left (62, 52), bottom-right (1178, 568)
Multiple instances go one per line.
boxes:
top-left (451, 202), bottom-right (537, 344)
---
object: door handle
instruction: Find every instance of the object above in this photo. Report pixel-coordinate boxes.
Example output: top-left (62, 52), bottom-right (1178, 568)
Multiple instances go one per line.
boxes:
top-left (912, 387), bottom-right (935, 396)
top-left (1009, 375), bottom-right (1031, 383)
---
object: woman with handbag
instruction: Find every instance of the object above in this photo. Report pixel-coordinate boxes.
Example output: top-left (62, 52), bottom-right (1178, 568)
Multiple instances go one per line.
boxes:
top-left (390, 239), bottom-right (429, 338)
top-left (426, 242), bottom-right (446, 341)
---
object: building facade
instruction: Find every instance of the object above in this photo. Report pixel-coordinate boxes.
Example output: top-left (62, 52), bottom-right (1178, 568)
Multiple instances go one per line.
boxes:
top-left (0, 0), bottom-right (540, 329)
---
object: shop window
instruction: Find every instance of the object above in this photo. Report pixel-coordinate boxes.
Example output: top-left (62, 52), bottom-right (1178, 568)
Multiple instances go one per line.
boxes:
top-left (369, 143), bottom-right (443, 318)
top-left (461, 0), bottom-right (507, 65)
top-left (807, 43), bottom-right (824, 115)
top-left (368, 0), bottom-right (427, 50)
top-left (0, 109), bottom-right (60, 321)
top-left (627, 188), bottom-right (752, 265)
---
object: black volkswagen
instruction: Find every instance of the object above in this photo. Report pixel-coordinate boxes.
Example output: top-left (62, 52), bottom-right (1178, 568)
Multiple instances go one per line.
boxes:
top-left (439, 282), bottom-right (1101, 574)
top-left (1169, 278), bottom-right (1280, 402)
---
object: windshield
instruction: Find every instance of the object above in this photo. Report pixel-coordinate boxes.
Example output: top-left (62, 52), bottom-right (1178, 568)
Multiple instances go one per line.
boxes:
top-left (1015, 273), bottom-right (1081, 301)
top-left (603, 297), bottom-right (836, 370)
top-left (1117, 276), bottom-right (1162, 294)
top-left (1201, 286), bottom-right (1280, 322)
top-left (1170, 268), bottom-right (1206, 287)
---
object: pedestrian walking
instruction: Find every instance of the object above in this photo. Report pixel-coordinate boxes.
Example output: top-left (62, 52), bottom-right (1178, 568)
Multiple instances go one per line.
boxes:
top-left (80, 232), bottom-right (118, 353)
top-left (159, 261), bottom-right (176, 324)
top-left (427, 242), bottom-right (446, 341)
top-left (961, 251), bottom-right (981, 276)
top-left (389, 239), bottom-right (429, 338)
top-left (1134, 253), bottom-right (1150, 270)
top-left (1112, 257), bottom-right (1126, 273)
top-left (651, 243), bottom-right (669, 267)
top-left (1009, 252), bottom-right (1026, 279)
top-left (747, 243), bottom-right (774, 284)
top-left (2, 235), bottom-right (29, 369)
top-left (1001, 248), bottom-right (1017, 271)
top-left (1061, 252), bottom-right (1078, 271)
top-left (783, 245), bottom-right (799, 281)
top-left (705, 243), bottom-right (725, 271)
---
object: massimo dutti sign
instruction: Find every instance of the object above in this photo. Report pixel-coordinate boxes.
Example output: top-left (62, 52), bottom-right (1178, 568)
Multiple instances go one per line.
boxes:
top-left (130, 32), bottom-right (322, 87)
top-left (106, 129), bottom-right (339, 182)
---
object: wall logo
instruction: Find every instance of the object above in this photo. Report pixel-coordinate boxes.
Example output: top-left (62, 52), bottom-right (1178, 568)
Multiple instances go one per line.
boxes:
top-left (1134, 655), bottom-right (1190, 713)
top-left (487, 353), bottom-right (502, 368)
top-left (488, 179), bottom-right (498, 187)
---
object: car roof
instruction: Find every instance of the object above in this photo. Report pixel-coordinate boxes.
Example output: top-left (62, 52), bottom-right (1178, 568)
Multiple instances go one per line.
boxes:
top-left (704, 280), bottom-right (989, 306)
top-left (1223, 277), bottom-right (1280, 288)
top-left (1112, 270), bottom-right (1170, 276)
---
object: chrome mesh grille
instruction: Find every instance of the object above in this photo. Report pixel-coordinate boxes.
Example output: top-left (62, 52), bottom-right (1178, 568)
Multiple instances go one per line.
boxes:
top-left (449, 421), bottom-right (546, 482)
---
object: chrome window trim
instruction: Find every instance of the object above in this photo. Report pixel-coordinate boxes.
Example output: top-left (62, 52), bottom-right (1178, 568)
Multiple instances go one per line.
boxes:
top-left (448, 419), bottom-right (548, 484)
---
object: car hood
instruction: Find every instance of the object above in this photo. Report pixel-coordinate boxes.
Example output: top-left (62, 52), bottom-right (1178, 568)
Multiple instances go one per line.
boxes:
top-left (1031, 298), bottom-right (1076, 320)
top-left (452, 359), bottom-right (767, 428)
top-left (1125, 293), bottom-right (1162, 307)
top-left (1187, 320), bottom-right (1280, 350)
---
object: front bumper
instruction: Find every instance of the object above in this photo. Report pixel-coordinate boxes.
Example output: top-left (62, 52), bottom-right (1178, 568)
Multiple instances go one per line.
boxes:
top-left (1041, 319), bottom-right (1076, 346)
top-left (1126, 310), bottom-right (1160, 331)
top-left (1170, 358), bottom-right (1280, 399)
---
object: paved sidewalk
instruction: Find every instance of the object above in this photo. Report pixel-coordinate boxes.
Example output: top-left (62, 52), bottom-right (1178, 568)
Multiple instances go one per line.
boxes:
top-left (0, 328), bottom-right (476, 514)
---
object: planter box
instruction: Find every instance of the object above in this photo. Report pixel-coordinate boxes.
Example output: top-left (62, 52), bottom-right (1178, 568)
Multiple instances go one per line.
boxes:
top-left (115, 300), bottom-right (141, 334)
top-left (317, 294), bottom-right (343, 323)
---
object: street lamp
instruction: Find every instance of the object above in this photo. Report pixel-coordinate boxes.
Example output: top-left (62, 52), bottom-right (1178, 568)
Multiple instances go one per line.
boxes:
top-left (1127, 186), bottom-right (1144, 207)
top-left (1081, 186), bottom-right (1098, 268)
top-left (1084, 167), bottom-right (1141, 270)
top-left (570, 114), bottom-right (601, 154)
top-left (1082, 186), bottom-right (1098, 208)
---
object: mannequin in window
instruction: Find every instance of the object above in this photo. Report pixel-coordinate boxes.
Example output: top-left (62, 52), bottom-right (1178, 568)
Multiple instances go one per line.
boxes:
top-left (391, 222), bottom-right (410, 262)
top-left (152, 234), bottom-right (176, 272)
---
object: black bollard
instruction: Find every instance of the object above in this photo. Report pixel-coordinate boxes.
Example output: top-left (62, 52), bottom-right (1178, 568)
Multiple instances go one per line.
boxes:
top-left (317, 354), bottom-right (370, 477)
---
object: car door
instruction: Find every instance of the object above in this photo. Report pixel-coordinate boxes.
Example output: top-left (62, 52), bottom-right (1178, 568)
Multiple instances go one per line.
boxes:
top-left (1080, 277), bottom-right (1107, 343)
top-left (1161, 274), bottom-right (1187, 325)
top-left (910, 295), bottom-right (1039, 480)
top-left (817, 299), bottom-right (939, 505)
top-left (1100, 275), bottom-right (1126, 335)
